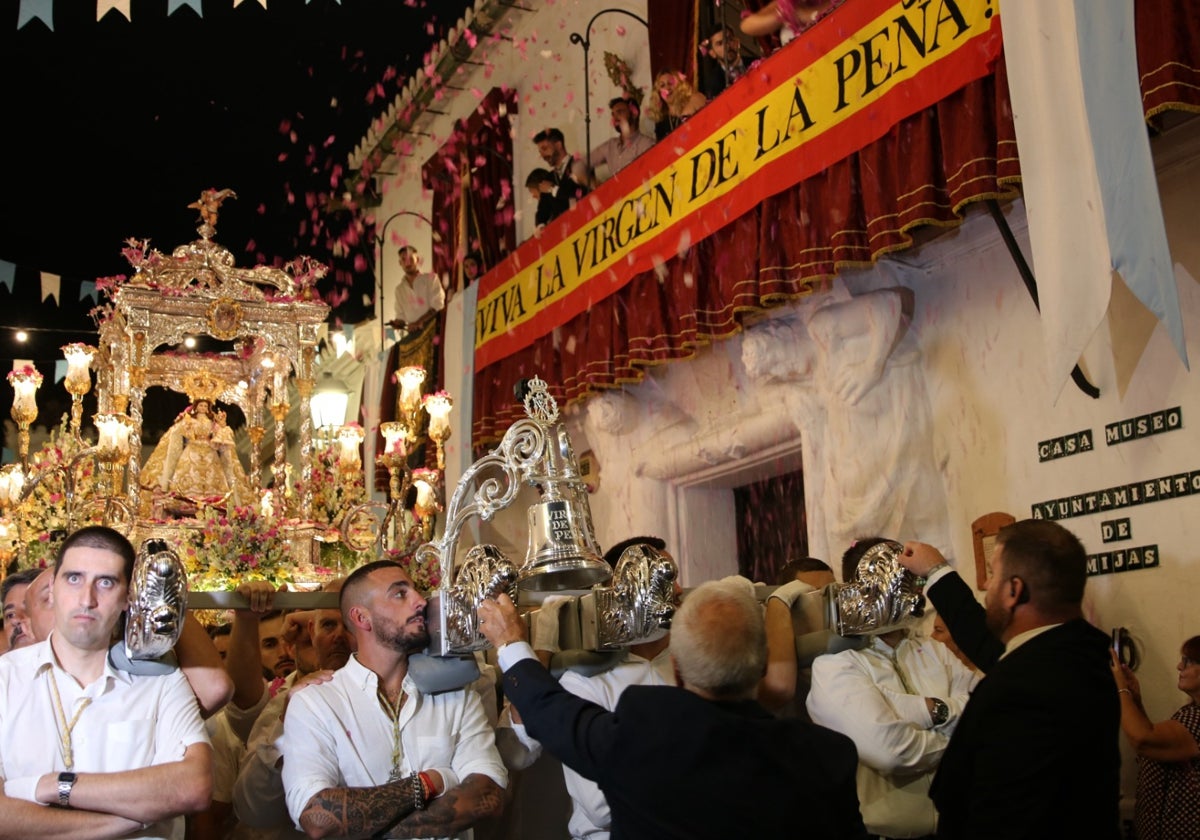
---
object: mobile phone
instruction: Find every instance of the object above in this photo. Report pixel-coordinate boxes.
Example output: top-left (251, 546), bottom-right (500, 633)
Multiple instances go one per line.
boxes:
top-left (1111, 627), bottom-right (1123, 660)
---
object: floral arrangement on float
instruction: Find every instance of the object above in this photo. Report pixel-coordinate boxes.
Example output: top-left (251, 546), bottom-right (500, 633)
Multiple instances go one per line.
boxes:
top-left (289, 444), bottom-right (371, 575)
top-left (3, 417), bottom-right (98, 572)
top-left (183, 504), bottom-right (293, 591)
top-left (385, 546), bottom-right (441, 596)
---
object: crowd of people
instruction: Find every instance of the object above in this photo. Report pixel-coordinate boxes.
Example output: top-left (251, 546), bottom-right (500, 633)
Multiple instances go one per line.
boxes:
top-left (0, 518), bottom-right (1192, 839)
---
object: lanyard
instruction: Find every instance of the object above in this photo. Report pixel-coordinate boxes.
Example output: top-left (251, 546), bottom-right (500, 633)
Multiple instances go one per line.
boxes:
top-left (47, 669), bottom-right (92, 770)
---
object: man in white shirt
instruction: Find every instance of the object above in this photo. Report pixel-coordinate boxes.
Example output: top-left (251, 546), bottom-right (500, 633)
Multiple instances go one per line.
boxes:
top-left (231, 582), bottom-right (351, 838)
top-left (392, 245), bottom-right (446, 331)
top-left (280, 559), bottom-right (506, 839)
top-left (806, 538), bottom-right (977, 839)
top-left (0, 525), bottom-right (212, 839)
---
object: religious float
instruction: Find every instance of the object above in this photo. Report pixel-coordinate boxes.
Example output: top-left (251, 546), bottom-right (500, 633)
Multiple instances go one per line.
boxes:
top-left (0, 191), bottom-right (448, 598)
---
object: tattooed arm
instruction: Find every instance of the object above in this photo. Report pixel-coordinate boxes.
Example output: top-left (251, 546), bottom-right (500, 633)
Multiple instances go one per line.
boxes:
top-left (384, 774), bottom-right (504, 839)
top-left (297, 777), bottom-right (420, 839)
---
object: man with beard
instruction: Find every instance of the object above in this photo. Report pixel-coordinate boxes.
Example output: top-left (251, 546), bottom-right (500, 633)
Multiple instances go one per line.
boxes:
top-left (899, 521), bottom-right (1120, 840)
top-left (281, 560), bottom-right (506, 839)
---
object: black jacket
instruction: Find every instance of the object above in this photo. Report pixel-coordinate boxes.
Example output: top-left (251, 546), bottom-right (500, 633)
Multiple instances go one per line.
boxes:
top-left (503, 657), bottom-right (868, 839)
top-left (927, 573), bottom-right (1121, 840)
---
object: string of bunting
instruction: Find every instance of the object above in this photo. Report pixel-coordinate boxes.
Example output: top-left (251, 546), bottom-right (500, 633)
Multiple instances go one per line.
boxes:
top-left (0, 258), bottom-right (97, 307)
top-left (16, 0), bottom-right (343, 29)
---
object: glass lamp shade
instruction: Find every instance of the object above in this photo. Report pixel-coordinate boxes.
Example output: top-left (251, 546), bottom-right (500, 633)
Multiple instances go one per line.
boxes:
top-left (61, 344), bottom-right (96, 393)
top-left (94, 413), bottom-right (133, 456)
top-left (337, 425), bottom-right (365, 467)
top-left (423, 393), bottom-right (453, 438)
top-left (8, 369), bottom-right (42, 422)
top-left (398, 366), bottom-right (427, 417)
top-left (0, 464), bottom-right (25, 505)
top-left (380, 421), bottom-right (407, 456)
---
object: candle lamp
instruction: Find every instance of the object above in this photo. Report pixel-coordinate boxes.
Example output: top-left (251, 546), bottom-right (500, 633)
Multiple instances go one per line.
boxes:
top-left (337, 425), bottom-right (365, 473)
top-left (0, 463), bottom-right (26, 512)
top-left (423, 392), bottom-right (453, 471)
top-left (8, 367), bottom-right (42, 466)
top-left (397, 366), bottom-right (427, 431)
top-left (93, 413), bottom-right (133, 463)
top-left (62, 344), bottom-right (96, 439)
top-left (380, 420), bottom-right (409, 460)
top-left (93, 412), bottom-right (133, 501)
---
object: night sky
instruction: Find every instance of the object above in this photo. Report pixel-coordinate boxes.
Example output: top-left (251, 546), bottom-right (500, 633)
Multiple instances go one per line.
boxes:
top-left (0, 0), bottom-right (471, 434)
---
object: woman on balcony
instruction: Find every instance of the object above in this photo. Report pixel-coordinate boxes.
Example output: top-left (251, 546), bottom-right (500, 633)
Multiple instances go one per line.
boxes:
top-left (647, 69), bottom-right (707, 140)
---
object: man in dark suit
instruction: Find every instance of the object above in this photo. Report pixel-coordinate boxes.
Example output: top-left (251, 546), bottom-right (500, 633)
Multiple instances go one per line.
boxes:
top-left (900, 521), bottom-right (1120, 840)
top-left (478, 579), bottom-right (867, 840)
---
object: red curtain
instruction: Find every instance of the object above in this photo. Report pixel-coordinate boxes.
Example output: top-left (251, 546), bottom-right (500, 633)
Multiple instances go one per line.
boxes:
top-left (1135, 0), bottom-right (1200, 121)
top-left (648, 0), bottom-right (699, 84)
top-left (421, 88), bottom-right (517, 288)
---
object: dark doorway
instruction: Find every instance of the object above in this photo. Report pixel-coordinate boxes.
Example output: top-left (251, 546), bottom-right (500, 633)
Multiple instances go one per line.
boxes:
top-left (734, 468), bottom-right (807, 583)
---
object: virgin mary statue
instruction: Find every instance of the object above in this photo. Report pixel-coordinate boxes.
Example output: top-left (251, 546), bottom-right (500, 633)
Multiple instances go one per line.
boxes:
top-left (141, 399), bottom-right (253, 511)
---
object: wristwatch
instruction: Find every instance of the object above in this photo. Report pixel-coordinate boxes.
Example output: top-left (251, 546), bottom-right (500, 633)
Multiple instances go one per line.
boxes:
top-left (57, 772), bottom-right (77, 808)
top-left (929, 698), bottom-right (950, 727)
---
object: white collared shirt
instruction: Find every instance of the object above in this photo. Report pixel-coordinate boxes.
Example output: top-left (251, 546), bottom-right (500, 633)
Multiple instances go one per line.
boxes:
top-left (807, 634), bottom-right (979, 837)
top-left (1001, 623), bottom-right (1062, 659)
top-left (278, 654), bottom-right (507, 839)
top-left (0, 635), bottom-right (209, 840)
top-left (394, 272), bottom-right (446, 325)
top-left (589, 132), bottom-right (655, 178)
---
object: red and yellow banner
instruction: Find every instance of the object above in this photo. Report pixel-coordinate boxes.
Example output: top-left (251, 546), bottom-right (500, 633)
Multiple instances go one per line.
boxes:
top-left (475, 0), bottom-right (1002, 370)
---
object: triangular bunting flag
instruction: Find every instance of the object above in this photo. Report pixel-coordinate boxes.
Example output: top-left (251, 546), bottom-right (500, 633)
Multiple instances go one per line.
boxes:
top-left (167, 0), bottom-right (203, 16)
top-left (54, 360), bottom-right (67, 385)
top-left (17, 0), bottom-right (53, 30)
top-left (79, 280), bottom-right (97, 304)
top-left (96, 0), bottom-right (131, 21)
top-left (233, 0), bottom-right (268, 8)
top-left (0, 261), bottom-right (14, 293)
top-left (40, 272), bottom-right (61, 305)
